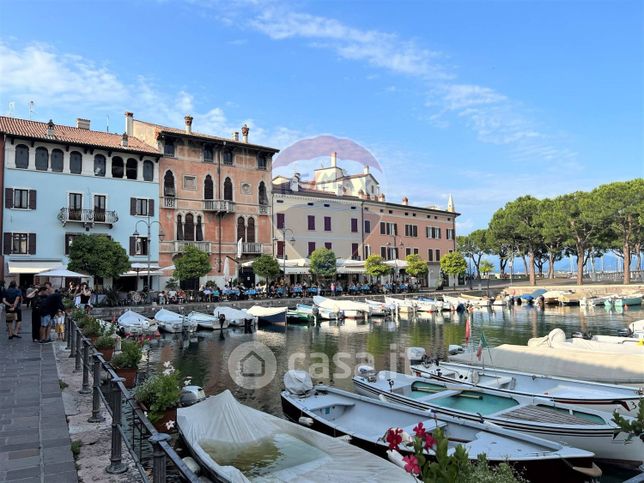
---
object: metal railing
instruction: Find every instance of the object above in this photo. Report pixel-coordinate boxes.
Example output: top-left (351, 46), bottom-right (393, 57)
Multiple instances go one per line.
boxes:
top-left (242, 242), bottom-right (262, 254)
top-left (58, 208), bottom-right (119, 226)
top-left (258, 205), bottom-right (270, 215)
top-left (175, 241), bottom-right (212, 253)
top-left (163, 197), bottom-right (176, 209)
top-left (203, 199), bottom-right (235, 213)
top-left (65, 317), bottom-right (200, 483)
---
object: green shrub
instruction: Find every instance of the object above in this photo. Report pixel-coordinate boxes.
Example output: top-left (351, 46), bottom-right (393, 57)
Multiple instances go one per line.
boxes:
top-left (95, 334), bottom-right (116, 350)
top-left (111, 340), bottom-right (143, 369)
top-left (81, 318), bottom-right (102, 337)
top-left (135, 363), bottom-right (182, 422)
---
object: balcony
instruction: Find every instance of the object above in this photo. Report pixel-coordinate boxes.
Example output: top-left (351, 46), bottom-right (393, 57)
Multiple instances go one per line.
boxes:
top-left (242, 242), bottom-right (263, 255)
top-left (258, 204), bottom-right (271, 216)
top-left (163, 197), bottom-right (176, 209)
top-left (174, 241), bottom-right (212, 254)
top-left (204, 199), bottom-right (235, 214)
top-left (58, 208), bottom-right (118, 227)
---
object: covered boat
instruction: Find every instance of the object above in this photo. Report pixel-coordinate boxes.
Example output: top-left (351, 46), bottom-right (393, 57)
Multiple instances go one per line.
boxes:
top-left (116, 310), bottom-right (158, 336)
top-left (529, 328), bottom-right (644, 354)
top-left (213, 306), bottom-right (256, 327)
top-left (313, 296), bottom-right (370, 318)
top-left (281, 372), bottom-right (600, 483)
top-left (177, 389), bottom-right (408, 482)
top-left (154, 308), bottom-right (184, 333)
top-left (362, 299), bottom-right (391, 316)
top-left (353, 369), bottom-right (644, 467)
top-left (296, 303), bottom-right (341, 320)
top-left (384, 296), bottom-right (416, 314)
top-left (187, 311), bottom-right (229, 330)
top-left (245, 305), bottom-right (288, 326)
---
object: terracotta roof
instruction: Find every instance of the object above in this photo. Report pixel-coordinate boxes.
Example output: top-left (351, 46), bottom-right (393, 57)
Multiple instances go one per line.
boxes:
top-left (135, 119), bottom-right (280, 153)
top-left (0, 116), bottom-right (159, 155)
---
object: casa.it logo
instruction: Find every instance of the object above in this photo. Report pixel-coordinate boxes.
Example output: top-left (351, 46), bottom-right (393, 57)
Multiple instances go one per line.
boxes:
top-left (227, 341), bottom-right (277, 389)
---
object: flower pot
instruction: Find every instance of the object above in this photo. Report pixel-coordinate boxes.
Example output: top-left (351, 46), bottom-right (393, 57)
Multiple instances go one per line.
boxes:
top-left (140, 404), bottom-right (177, 433)
top-left (99, 348), bottom-right (114, 361)
top-left (114, 367), bottom-right (137, 388)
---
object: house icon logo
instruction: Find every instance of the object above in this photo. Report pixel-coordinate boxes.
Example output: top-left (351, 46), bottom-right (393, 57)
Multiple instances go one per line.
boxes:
top-left (228, 341), bottom-right (277, 389)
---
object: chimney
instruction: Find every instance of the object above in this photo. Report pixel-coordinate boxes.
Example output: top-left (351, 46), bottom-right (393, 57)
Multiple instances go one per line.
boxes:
top-left (184, 114), bottom-right (193, 134)
top-left (121, 132), bottom-right (129, 147)
top-left (76, 118), bottom-right (91, 130)
top-left (46, 120), bottom-right (55, 138)
top-left (402, 196), bottom-right (409, 206)
top-left (125, 111), bottom-right (134, 136)
top-left (232, 131), bottom-right (239, 141)
top-left (241, 124), bottom-right (249, 143)
top-left (331, 152), bottom-right (337, 167)
top-left (363, 165), bottom-right (369, 175)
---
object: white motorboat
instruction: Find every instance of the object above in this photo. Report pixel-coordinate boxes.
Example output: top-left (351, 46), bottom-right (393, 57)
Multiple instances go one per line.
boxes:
top-left (187, 311), bottom-right (229, 330)
top-left (313, 296), bottom-right (370, 318)
top-left (384, 296), bottom-right (416, 314)
top-left (529, 328), bottom-right (644, 355)
top-left (245, 305), bottom-right (288, 326)
top-left (353, 369), bottom-right (644, 467)
top-left (281, 372), bottom-right (600, 483)
top-left (295, 303), bottom-right (341, 320)
top-left (459, 293), bottom-right (492, 308)
top-left (177, 389), bottom-right (409, 482)
top-left (213, 306), bottom-right (257, 327)
top-left (413, 298), bottom-right (440, 313)
top-left (154, 308), bottom-right (184, 333)
top-left (116, 310), bottom-right (158, 336)
top-left (362, 299), bottom-right (391, 316)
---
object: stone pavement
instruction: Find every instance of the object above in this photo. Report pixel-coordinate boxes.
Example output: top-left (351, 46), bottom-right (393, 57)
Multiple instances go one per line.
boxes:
top-left (0, 309), bottom-right (78, 483)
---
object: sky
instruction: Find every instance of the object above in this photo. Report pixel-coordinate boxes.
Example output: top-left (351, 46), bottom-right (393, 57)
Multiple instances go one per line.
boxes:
top-left (0, 0), bottom-right (642, 235)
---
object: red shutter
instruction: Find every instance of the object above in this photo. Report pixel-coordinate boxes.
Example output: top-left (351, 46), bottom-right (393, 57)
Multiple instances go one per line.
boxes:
top-left (5, 188), bottom-right (13, 209)
top-left (148, 199), bottom-right (155, 216)
top-left (129, 237), bottom-right (136, 255)
top-left (28, 233), bottom-right (36, 255)
top-left (3, 233), bottom-right (11, 254)
top-left (29, 190), bottom-right (36, 210)
top-left (130, 198), bottom-right (136, 215)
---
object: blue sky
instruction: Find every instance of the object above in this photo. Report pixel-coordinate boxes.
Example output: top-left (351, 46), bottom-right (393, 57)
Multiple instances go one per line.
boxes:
top-left (1, 0), bottom-right (642, 234)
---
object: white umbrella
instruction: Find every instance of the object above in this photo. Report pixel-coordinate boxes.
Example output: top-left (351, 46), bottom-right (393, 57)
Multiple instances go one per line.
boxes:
top-left (38, 267), bottom-right (89, 278)
top-left (223, 258), bottom-right (230, 281)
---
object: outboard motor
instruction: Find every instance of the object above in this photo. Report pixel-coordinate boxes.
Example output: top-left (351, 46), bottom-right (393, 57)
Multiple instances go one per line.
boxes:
top-left (406, 347), bottom-right (427, 366)
top-left (180, 385), bottom-right (206, 407)
top-left (284, 370), bottom-right (314, 396)
top-left (617, 328), bottom-right (633, 337)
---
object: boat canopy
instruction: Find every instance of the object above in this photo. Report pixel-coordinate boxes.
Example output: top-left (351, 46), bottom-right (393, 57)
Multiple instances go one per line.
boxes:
top-left (117, 310), bottom-right (151, 325)
top-left (153, 308), bottom-right (183, 323)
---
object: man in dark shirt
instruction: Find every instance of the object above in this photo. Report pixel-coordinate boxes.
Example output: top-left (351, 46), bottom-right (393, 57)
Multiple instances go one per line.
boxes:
top-left (3, 281), bottom-right (23, 339)
top-left (40, 289), bottom-right (64, 344)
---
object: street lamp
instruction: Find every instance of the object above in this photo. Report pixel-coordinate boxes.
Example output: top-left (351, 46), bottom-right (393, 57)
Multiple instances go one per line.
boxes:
top-left (273, 228), bottom-right (295, 284)
top-left (133, 215), bottom-right (165, 299)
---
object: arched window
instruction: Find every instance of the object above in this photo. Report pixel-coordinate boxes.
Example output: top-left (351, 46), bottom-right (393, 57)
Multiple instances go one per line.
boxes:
top-left (51, 149), bottom-right (64, 172)
top-left (204, 175), bottom-right (214, 200)
top-left (223, 150), bottom-right (233, 165)
top-left (126, 158), bottom-right (138, 179)
top-left (196, 215), bottom-right (203, 241)
top-left (246, 217), bottom-right (255, 243)
top-left (237, 217), bottom-right (246, 243)
top-left (35, 147), bottom-right (48, 171)
top-left (70, 151), bottom-right (82, 174)
top-left (94, 154), bottom-right (106, 176)
top-left (176, 215), bottom-right (183, 241)
top-left (224, 177), bottom-right (233, 201)
top-left (258, 181), bottom-right (267, 205)
top-left (15, 144), bottom-right (29, 169)
top-left (112, 156), bottom-right (124, 178)
top-left (164, 170), bottom-right (175, 197)
top-left (184, 214), bottom-right (195, 241)
top-left (143, 160), bottom-right (154, 181)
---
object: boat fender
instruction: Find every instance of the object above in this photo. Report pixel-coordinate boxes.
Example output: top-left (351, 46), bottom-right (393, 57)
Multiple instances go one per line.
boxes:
top-left (298, 416), bottom-right (314, 427)
top-left (181, 456), bottom-right (201, 475)
top-left (386, 450), bottom-right (406, 469)
top-left (471, 371), bottom-right (480, 385)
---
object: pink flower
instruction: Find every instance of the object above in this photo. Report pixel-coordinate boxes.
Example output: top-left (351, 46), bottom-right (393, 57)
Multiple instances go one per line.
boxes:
top-left (385, 428), bottom-right (403, 450)
top-left (424, 433), bottom-right (437, 449)
top-left (413, 422), bottom-right (426, 437)
top-left (402, 455), bottom-right (420, 475)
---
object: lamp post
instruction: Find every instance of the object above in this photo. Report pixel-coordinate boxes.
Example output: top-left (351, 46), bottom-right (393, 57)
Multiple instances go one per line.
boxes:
top-left (132, 214), bottom-right (165, 300)
top-left (273, 228), bottom-right (295, 284)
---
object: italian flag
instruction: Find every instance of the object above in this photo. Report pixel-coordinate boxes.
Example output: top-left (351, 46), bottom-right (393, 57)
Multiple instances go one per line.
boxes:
top-left (476, 333), bottom-right (489, 361)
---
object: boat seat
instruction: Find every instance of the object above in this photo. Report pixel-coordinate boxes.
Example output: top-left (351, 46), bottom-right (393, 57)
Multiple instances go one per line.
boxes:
top-left (482, 376), bottom-right (515, 390)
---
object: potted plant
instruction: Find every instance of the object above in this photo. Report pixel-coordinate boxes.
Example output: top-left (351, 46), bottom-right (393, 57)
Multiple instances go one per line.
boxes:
top-left (111, 340), bottom-right (143, 388)
top-left (135, 362), bottom-right (183, 432)
top-left (95, 334), bottom-right (117, 360)
top-left (81, 317), bottom-right (102, 342)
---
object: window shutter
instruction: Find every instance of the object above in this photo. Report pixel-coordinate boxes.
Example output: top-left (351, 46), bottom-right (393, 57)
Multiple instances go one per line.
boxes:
top-left (28, 233), bottom-right (36, 255)
top-left (129, 236), bottom-right (136, 255)
top-left (29, 190), bottom-right (36, 210)
top-left (5, 188), bottom-right (13, 209)
top-left (148, 199), bottom-right (155, 216)
top-left (130, 198), bottom-right (136, 216)
top-left (3, 233), bottom-right (11, 254)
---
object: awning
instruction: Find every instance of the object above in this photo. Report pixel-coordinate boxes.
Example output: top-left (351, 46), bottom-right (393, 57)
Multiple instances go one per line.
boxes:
top-left (131, 262), bottom-right (160, 270)
top-left (8, 260), bottom-right (63, 274)
top-left (120, 270), bottom-right (164, 277)
top-left (39, 267), bottom-right (90, 278)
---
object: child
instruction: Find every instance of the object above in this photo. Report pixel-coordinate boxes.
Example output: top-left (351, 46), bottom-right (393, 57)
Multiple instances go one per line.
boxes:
top-left (54, 310), bottom-right (65, 341)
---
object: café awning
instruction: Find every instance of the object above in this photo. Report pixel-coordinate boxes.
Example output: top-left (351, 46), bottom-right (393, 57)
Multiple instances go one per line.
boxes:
top-left (8, 260), bottom-right (63, 274)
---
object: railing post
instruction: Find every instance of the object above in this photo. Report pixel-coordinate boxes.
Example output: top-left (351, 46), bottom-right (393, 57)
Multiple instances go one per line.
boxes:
top-left (149, 433), bottom-right (172, 483)
top-left (80, 340), bottom-right (91, 394)
top-left (106, 377), bottom-right (127, 475)
top-left (65, 317), bottom-right (72, 350)
top-left (74, 329), bottom-right (82, 372)
top-left (88, 353), bottom-right (105, 423)
top-left (69, 323), bottom-right (76, 358)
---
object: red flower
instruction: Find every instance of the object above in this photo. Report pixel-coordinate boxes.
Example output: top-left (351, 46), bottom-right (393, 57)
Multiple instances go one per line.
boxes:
top-left (413, 422), bottom-right (426, 437)
top-left (424, 433), bottom-right (437, 449)
top-left (385, 428), bottom-right (403, 450)
top-left (402, 455), bottom-right (421, 475)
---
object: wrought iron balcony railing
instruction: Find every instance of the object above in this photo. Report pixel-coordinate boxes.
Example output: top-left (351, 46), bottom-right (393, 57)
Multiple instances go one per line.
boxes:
top-left (58, 208), bottom-right (118, 227)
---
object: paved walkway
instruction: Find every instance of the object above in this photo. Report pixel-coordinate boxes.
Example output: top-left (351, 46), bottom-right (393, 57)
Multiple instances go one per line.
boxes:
top-left (0, 309), bottom-right (78, 483)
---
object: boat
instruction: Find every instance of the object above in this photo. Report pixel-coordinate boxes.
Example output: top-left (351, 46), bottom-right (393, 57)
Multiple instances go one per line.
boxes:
top-left (187, 311), bottom-right (229, 330)
top-left (116, 310), bottom-right (158, 336)
top-left (580, 296), bottom-right (608, 307)
top-left (353, 369), bottom-right (644, 467)
top-left (245, 305), bottom-right (288, 326)
top-left (559, 293), bottom-right (581, 306)
top-left (281, 371), bottom-right (600, 483)
top-left (407, 348), bottom-right (643, 414)
top-left (529, 328), bottom-right (644, 355)
top-left (213, 306), bottom-right (256, 327)
top-left (176, 389), bottom-right (409, 482)
top-left (384, 296), bottom-right (416, 314)
top-left (362, 299), bottom-right (391, 316)
top-left (541, 290), bottom-right (571, 305)
top-left (287, 308), bottom-right (313, 324)
top-left (605, 294), bottom-right (643, 307)
top-left (153, 308), bottom-right (184, 333)
top-left (296, 303), bottom-right (341, 320)
top-left (413, 297), bottom-right (441, 313)
top-left (459, 293), bottom-right (493, 307)
top-left (313, 296), bottom-right (370, 318)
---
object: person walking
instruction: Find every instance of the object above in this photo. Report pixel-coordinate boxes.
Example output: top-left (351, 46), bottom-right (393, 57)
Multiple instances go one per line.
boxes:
top-left (40, 289), bottom-right (64, 344)
top-left (3, 281), bottom-right (23, 339)
top-left (31, 286), bottom-right (49, 342)
top-left (79, 283), bottom-right (92, 313)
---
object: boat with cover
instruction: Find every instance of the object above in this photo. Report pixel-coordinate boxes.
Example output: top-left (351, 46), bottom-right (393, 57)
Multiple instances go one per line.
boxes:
top-left (187, 311), bottom-right (229, 330)
top-left (529, 328), bottom-right (644, 355)
top-left (245, 305), bottom-right (288, 326)
top-left (296, 303), bottom-right (341, 320)
top-left (605, 294), bottom-right (643, 307)
top-left (313, 296), bottom-right (370, 318)
top-left (116, 310), bottom-right (158, 336)
top-left (413, 297), bottom-right (441, 313)
top-left (281, 371), bottom-right (600, 483)
top-left (176, 389), bottom-right (409, 482)
top-left (154, 308), bottom-right (185, 333)
top-left (459, 293), bottom-right (493, 307)
top-left (353, 369), bottom-right (644, 467)
top-left (213, 306), bottom-right (256, 327)
top-left (362, 299), bottom-right (391, 316)
top-left (407, 348), bottom-right (643, 414)
top-left (384, 296), bottom-right (416, 314)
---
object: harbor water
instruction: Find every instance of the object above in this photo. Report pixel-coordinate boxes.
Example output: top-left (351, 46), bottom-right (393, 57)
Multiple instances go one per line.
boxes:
top-left (147, 303), bottom-right (644, 482)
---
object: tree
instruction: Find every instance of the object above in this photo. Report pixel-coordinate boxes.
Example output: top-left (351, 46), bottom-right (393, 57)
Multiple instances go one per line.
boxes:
top-left (488, 207), bottom-right (516, 278)
top-left (405, 253), bottom-right (428, 279)
top-left (457, 229), bottom-right (489, 278)
top-left (365, 254), bottom-right (391, 280)
top-left (310, 248), bottom-right (336, 280)
top-left (174, 245), bottom-right (211, 282)
top-left (440, 252), bottom-right (467, 288)
top-left (502, 196), bottom-right (542, 286)
top-left (252, 255), bottom-right (280, 282)
top-left (479, 260), bottom-right (494, 278)
top-left (536, 198), bottom-right (567, 279)
top-left (68, 234), bottom-right (130, 279)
